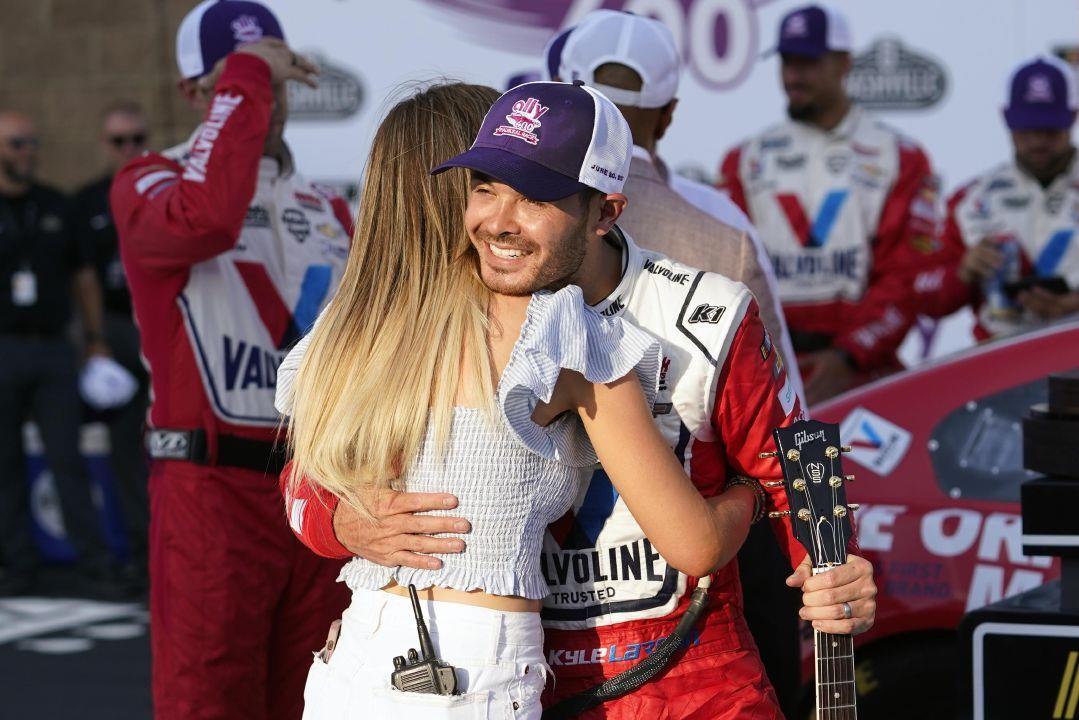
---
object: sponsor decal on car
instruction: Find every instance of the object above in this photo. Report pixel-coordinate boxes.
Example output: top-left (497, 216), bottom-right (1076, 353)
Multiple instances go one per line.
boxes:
top-left (839, 407), bottom-right (912, 476)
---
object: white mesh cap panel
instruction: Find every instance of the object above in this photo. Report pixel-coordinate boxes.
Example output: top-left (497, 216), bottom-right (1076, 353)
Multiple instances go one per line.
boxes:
top-left (560, 12), bottom-right (680, 109)
top-left (822, 3), bottom-right (853, 51)
top-left (176, 0), bottom-right (218, 79)
top-left (577, 85), bottom-right (632, 195)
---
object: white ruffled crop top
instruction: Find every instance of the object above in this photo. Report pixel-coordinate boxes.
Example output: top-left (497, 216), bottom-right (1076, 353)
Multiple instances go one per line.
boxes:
top-left (275, 285), bottom-right (661, 600)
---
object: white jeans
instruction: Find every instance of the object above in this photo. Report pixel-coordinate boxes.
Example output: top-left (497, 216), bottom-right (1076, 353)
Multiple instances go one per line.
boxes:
top-left (302, 588), bottom-right (548, 719)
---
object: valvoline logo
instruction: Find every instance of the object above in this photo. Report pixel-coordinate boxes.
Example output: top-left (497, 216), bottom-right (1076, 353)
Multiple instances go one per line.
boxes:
top-left (548, 469), bottom-right (619, 550)
top-left (234, 261), bottom-right (332, 350)
top-left (494, 97), bottom-right (549, 146)
top-left (840, 407), bottom-right (912, 477)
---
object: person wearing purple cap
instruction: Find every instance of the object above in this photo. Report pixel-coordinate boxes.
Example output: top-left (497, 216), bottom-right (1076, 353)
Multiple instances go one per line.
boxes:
top-left (556, 11), bottom-right (807, 716)
top-left (928, 56), bottom-right (1079, 338)
top-left (283, 79), bottom-right (876, 720)
top-left (109, 2), bottom-right (354, 718)
top-left (274, 80), bottom-right (762, 718)
top-left (720, 3), bottom-right (949, 405)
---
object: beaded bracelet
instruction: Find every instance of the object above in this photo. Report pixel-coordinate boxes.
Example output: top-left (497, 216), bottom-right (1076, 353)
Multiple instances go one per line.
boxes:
top-left (726, 475), bottom-right (768, 524)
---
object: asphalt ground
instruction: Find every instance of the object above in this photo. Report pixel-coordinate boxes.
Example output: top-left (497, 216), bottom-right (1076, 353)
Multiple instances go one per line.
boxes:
top-left (0, 566), bottom-right (150, 720)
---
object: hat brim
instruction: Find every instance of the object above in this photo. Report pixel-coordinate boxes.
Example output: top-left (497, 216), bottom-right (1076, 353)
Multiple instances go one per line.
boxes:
top-left (431, 146), bottom-right (590, 202)
top-left (773, 40), bottom-right (831, 59)
top-left (1004, 106), bottom-right (1077, 131)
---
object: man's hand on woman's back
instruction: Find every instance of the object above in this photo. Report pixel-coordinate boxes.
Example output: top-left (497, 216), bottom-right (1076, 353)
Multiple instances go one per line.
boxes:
top-left (333, 490), bottom-right (471, 570)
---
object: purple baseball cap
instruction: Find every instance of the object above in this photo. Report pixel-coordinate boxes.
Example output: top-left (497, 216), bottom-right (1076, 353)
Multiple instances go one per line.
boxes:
top-left (1004, 56), bottom-right (1079, 130)
top-left (176, 0), bottom-right (285, 79)
top-left (774, 4), bottom-right (852, 59)
top-left (432, 81), bottom-right (632, 202)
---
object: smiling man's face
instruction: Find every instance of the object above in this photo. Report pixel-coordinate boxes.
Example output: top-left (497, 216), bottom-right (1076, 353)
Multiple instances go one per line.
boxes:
top-left (464, 173), bottom-right (596, 296)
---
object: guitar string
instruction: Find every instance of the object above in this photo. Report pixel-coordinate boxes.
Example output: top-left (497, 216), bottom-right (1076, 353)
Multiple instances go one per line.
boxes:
top-left (828, 450), bottom-right (854, 718)
top-left (830, 450), bottom-right (855, 718)
top-left (829, 451), bottom-right (845, 719)
top-left (796, 449), bottom-right (833, 718)
top-left (798, 444), bottom-right (855, 719)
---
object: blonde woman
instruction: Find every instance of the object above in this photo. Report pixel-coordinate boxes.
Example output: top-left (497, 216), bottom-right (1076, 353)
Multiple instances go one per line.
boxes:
top-left (278, 82), bottom-right (760, 719)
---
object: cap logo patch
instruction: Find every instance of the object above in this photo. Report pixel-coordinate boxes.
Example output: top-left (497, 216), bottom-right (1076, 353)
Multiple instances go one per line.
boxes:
top-left (494, 97), bottom-right (549, 146)
top-left (1025, 74), bottom-right (1054, 103)
top-left (231, 15), bottom-right (264, 44)
top-left (783, 14), bottom-right (808, 38)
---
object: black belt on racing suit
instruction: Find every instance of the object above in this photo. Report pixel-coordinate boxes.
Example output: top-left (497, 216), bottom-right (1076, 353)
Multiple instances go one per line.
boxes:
top-left (145, 428), bottom-right (288, 475)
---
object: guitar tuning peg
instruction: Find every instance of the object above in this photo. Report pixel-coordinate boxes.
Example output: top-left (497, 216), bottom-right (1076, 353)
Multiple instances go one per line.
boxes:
top-left (759, 451), bottom-right (778, 459)
top-left (797, 508), bottom-right (812, 521)
top-left (845, 474), bottom-right (855, 483)
top-left (768, 510), bottom-right (791, 519)
top-left (792, 479), bottom-right (807, 491)
top-left (762, 481), bottom-right (784, 488)
top-left (785, 449), bottom-right (801, 462)
top-left (840, 445), bottom-right (852, 453)
top-left (828, 475), bottom-right (843, 489)
top-left (833, 506), bottom-right (848, 518)
top-left (825, 445), bottom-right (839, 459)
top-left (847, 504), bottom-right (860, 511)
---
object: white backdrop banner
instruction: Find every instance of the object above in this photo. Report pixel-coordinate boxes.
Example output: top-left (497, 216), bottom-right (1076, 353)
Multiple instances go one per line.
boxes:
top-left (266, 0), bottom-right (1078, 359)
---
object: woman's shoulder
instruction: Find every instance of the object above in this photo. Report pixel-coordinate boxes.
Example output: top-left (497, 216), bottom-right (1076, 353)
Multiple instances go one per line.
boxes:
top-left (518, 285), bottom-right (661, 384)
top-left (497, 285), bottom-right (663, 466)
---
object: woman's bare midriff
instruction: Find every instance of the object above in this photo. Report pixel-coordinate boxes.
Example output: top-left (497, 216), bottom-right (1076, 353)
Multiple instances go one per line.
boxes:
top-left (381, 581), bottom-right (541, 613)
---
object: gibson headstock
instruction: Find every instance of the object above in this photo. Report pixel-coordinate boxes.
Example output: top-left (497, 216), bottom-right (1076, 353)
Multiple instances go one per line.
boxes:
top-left (764, 419), bottom-right (857, 569)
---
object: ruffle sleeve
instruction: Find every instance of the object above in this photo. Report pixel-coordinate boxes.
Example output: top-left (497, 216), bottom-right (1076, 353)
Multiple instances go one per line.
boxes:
top-left (498, 285), bottom-right (662, 467)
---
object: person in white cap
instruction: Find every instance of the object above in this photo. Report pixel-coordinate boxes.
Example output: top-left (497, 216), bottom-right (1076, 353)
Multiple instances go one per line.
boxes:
top-left (109, 2), bottom-right (353, 718)
top-left (720, 3), bottom-right (950, 405)
top-left (928, 55), bottom-right (1079, 337)
top-left (557, 11), bottom-right (803, 405)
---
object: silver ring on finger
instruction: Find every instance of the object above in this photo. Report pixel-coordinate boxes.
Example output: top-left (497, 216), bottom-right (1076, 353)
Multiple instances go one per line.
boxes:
top-left (841, 601), bottom-right (853, 620)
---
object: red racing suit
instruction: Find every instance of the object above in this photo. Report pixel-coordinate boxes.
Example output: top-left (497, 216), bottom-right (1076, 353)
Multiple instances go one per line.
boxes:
top-left (719, 107), bottom-right (947, 383)
top-left (111, 53), bottom-right (352, 720)
top-left (927, 158), bottom-right (1079, 340)
top-left (282, 230), bottom-right (809, 719)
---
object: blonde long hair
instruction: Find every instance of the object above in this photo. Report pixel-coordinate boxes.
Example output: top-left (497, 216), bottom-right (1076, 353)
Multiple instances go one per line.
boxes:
top-left (287, 82), bottom-right (500, 513)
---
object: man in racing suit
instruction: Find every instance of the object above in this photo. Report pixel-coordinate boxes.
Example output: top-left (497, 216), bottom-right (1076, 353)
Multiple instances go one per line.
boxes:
top-left (719, 4), bottom-right (947, 404)
top-left (278, 75), bottom-right (877, 717)
top-left (927, 56), bottom-right (1079, 338)
top-left (110, 4), bottom-right (351, 717)
top-left (555, 13), bottom-right (808, 713)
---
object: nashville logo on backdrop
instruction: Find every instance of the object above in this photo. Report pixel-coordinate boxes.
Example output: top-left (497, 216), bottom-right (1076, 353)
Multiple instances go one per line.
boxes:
top-left (288, 53), bottom-right (365, 120)
top-left (422, 0), bottom-right (779, 90)
top-left (846, 36), bottom-right (948, 110)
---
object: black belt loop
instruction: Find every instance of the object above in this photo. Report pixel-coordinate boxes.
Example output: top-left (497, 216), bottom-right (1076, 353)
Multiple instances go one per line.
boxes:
top-left (146, 428), bottom-right (287, 475)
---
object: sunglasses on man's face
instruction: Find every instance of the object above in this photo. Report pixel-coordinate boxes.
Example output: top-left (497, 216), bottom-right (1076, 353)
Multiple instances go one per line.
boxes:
top-left (6, 137), bottom-right (39, 151)
top-left (108, 133), bottom-right (146, 148)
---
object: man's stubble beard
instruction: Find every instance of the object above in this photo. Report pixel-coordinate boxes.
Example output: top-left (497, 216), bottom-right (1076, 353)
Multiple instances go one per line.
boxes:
top-left (786, 101), bottom-right (819, 123)
top-left (475, 211), bottom-right (590, 297)
top-left (1017, 145), bottom-right (1075, 185)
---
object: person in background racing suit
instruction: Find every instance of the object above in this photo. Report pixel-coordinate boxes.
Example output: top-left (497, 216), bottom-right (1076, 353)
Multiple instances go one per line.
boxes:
top-left (109, 3), bottom-right (351, 717)
top-left (927, 56), bottom-right (1079, 338)
top-left (280, 90), bottom-right (878, 719)
top-left (719, 3), bottom-right (947, 405)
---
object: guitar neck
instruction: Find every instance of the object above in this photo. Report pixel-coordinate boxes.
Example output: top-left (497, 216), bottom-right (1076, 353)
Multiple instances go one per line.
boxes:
top-left (814, 629), bottom-right (856, 720)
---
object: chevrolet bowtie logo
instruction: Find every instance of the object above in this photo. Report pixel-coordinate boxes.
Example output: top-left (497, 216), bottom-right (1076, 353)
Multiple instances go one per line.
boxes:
top-left (1055, 651), bottom-right (1079, 718)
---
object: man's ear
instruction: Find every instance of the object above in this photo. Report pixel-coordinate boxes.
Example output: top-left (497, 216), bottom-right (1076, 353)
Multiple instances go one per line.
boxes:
top-left (655, 99), bottom-right (678, 142)
top-left (595, 192), bottom-right (627, 236)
